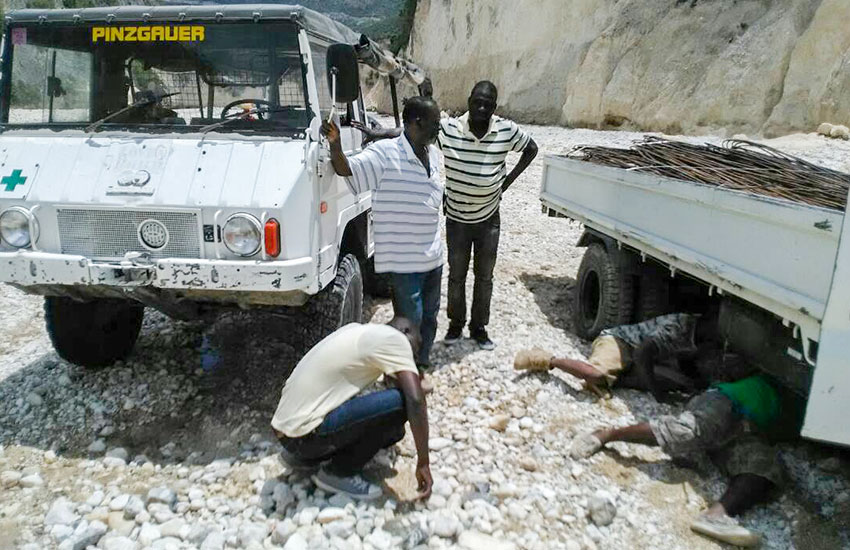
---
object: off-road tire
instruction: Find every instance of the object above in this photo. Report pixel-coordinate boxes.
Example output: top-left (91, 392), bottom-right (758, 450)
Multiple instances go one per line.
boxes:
top-left (572, 243), bottom-right (635, 339)
top-left (293, 253), bottom-right (363, 350)
top-left (634, 264), bottom-right (672, 322)
top-left (44, 297), bottom-right (144, 367)
top-left (363, 256), bottom-right (392, 298)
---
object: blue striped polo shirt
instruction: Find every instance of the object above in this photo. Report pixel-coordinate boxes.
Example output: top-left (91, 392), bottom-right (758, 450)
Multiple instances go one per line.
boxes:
top-left (345, 134), bottom-right (444, 274)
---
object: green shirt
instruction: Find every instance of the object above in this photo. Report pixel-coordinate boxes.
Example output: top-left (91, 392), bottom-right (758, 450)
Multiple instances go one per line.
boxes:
top-left (714, 375), bottom-right (781, 431)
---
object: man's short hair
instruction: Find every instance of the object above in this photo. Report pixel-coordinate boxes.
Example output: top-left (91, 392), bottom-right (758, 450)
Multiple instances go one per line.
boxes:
top-left (471, 80), bottom-right (498, 100)
top-left (387, 316), bottom-right (422, 356)
top-left (402, 96), bottom-right (439, 124)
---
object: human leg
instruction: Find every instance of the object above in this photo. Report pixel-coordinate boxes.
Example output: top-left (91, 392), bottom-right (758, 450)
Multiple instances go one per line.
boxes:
top-left (690, 434), bottom-right (779, 546)
top-left (446, 219), bottom-right (473, 339)
top-left (389, 271), bottom-right (424, 328)
top-left (317, 389), bottom-right (408, 475)
top-left (572, 389), bottom-right (740, 459)
top-left (470, 211), bottom-right (500, 349)
top-left (307, 390), bottom-right (409, 500)
top-left (418, 265), bottom-right (443, 366)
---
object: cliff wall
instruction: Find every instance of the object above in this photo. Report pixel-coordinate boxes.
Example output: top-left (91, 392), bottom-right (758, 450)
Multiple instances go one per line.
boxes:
top-left (404, 0), bottom-right (850, 136)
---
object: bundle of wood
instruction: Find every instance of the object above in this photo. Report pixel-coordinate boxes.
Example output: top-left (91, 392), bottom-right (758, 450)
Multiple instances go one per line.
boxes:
top-left (569, 137), bottom-right (850, 211)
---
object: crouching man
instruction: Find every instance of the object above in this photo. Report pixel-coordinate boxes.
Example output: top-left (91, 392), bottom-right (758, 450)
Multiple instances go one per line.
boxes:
top-left (570, 374), bottom-right (793, 547)
top-left (514, 312), bottom-right (720, 398)
top-left (271, 318), bottom-right (432, 501)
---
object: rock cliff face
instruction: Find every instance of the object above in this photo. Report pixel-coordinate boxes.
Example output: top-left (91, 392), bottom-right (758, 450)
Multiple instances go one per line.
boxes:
top-left (405, 0), bottom-right (850, 136)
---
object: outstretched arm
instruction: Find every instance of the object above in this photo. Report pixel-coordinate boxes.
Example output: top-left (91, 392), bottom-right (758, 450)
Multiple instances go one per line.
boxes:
top-left (351, 120), bottom-right (402, 145)
top-left (502, 138), bottom-right (538, 191)
top-left (393, 371), bottom-right (432, 500)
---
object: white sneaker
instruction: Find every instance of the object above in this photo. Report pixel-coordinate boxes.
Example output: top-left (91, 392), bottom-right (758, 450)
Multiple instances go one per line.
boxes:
top-left (690, 512), bottom-right (761, 547)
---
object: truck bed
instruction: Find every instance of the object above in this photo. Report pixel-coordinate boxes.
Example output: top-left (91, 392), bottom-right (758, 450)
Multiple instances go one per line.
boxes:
top-left (540, 154), bottom-right (844, 359)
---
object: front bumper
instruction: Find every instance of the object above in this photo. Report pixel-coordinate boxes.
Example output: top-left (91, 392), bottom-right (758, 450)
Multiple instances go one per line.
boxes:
top-left (0, 251), bottom-right (317, 294)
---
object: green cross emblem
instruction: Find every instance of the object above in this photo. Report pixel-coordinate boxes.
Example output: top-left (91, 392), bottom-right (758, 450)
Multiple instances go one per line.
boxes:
top-left (1, 170), bottom-right (27, 192)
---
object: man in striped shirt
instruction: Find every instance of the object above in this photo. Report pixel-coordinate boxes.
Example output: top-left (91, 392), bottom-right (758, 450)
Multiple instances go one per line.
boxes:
top-left (355, 83), bottom-right (538, 349)
top-left (440, 81), bottom-right (538, 350)
top-left (322, 97), bottom-right (444, 368)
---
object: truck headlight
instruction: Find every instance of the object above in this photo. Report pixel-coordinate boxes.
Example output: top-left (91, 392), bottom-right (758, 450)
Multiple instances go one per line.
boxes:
top-left (222, 214), bottom-right (261, 256)
top-left (0, 207), bottom-right (38, 249)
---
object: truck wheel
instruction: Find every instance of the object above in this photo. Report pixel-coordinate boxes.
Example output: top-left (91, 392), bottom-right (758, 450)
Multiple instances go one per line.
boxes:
top-left (363, 257), bottom-right (392, 298)
top-left (295, 253), bottom-right (363, 350)
top-left (572, 243), bottom-right (635, 339)
top-left (634, 264), bottom-right (671, 322)
top-left (44, 297), bottom-right (144, 367)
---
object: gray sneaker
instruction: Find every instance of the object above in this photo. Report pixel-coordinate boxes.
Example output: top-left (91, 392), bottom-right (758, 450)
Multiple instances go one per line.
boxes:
top-left (312, 467), bottom-right (382, 501)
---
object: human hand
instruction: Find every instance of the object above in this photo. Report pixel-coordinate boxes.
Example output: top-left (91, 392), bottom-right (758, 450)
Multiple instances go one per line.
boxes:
top-left (415, 462), bottom-right (432, 500)
top-left (320, 120), bottom-right (341, 146)
top-left (502, 174), bottom-right (517, 192)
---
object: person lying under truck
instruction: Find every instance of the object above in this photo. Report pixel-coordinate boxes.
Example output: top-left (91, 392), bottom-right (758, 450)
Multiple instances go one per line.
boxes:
top-left (514, 312), bottom-right (721, 398)
top-left (271, 317), bottom-right (432, 501)
top-left (567, 372), bottom-right (803, 547)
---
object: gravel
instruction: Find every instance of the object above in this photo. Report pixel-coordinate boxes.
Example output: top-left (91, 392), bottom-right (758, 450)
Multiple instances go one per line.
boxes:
top-left (1, 122), bottom-right (849, 549)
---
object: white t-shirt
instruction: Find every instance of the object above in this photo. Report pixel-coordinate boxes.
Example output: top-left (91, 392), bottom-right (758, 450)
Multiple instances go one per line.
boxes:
top-left (271, 323), bottom-right (418, 437)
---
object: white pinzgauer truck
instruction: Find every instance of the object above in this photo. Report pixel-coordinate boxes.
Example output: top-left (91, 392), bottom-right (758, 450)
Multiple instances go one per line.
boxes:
top-left (540, 153), bottom-right (850, 447)
top-left (0, 4), bottom-right (426, 366)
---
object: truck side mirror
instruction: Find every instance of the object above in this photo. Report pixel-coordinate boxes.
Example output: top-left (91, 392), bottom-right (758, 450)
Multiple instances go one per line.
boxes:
top-left (326, 44), bottom-right (360, 105)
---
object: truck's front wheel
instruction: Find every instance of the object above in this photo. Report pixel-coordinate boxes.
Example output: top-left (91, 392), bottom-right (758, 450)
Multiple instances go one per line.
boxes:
top-left (295, 253), bottom-right (363, 350)
top-left (572, 243), bottom-right (635, 339)
top-left (44, 297), bottom-right (144, 367)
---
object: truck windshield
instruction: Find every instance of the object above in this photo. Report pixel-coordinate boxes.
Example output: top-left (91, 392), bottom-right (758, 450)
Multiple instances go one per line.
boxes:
top-left (0, 22), bottom-right (310, 134)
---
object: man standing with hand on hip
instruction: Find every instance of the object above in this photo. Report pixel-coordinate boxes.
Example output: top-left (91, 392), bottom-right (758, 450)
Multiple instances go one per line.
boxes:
top-left (440, 81), bottom-right (538, 350)
top-left (322, 97), bottom-right (444, 370)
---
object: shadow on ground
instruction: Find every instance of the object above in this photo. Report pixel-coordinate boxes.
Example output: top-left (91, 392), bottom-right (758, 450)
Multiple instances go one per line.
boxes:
top-left (519, 271), bottom-right (576, 333)
top-left (0, 296), bottom-right (392, 468)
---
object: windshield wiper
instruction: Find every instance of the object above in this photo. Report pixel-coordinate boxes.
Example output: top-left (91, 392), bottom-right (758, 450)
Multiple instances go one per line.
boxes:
top-left (85, 92), bottom-right (180, 133)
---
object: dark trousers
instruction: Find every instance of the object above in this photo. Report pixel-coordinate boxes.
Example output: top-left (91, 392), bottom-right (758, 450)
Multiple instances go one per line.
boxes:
top-left (446, 210), bottom-right (500, 332)
top-left (278, 389), bottom-right (407, 476)
top-left (389, 265), bottom-right (442, 366)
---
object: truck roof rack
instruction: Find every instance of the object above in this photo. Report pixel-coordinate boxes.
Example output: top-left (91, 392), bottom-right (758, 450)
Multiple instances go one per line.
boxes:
top-left (4, 4), bottom-right (425, 87)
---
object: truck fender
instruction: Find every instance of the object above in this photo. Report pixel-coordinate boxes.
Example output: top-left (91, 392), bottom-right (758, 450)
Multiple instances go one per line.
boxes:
top-left (577, 229), bottom-right (616, 251)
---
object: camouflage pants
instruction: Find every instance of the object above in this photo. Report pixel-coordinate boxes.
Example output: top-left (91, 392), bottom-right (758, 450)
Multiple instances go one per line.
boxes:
top-left (649, 390), bottom-right (783, 486)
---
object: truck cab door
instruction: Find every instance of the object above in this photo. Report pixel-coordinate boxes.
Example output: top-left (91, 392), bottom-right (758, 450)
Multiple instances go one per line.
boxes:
top-left (803, 192), bottom-right (850, 446)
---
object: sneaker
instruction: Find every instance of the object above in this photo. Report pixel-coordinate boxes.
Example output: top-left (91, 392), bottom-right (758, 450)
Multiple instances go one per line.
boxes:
top-left (471, 329), bottom-right (495, 351)
top-left (690, 512), bottom-right (761, 547)
top-left (279, 447), bottom-right (320, 473)
top-left (312, 467), bottom-right (382, 501)
top-left (570, 432), bottom-right (603, 459)
top-left (514, 347), bottom-right (554, 371)
top-left (443, 325), bottom-right (463, 345)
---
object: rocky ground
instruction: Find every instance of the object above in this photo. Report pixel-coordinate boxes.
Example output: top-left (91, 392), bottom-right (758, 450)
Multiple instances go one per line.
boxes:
top-left (1, 123), bottom-right (850, 550)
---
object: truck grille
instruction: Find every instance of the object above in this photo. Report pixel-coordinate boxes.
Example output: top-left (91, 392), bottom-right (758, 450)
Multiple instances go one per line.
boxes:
top-left (57, 209), bottom-right (201, 260)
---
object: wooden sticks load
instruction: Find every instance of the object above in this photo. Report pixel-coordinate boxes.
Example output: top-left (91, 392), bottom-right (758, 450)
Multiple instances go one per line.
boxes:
top-left (569, 137), bottom-right (850, 211)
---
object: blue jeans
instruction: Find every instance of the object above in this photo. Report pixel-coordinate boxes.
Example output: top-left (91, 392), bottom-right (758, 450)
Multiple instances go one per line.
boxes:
top-left (389, 265), bottom-right (442, 367)
top-left (278, 389), bottom-right (407, 476)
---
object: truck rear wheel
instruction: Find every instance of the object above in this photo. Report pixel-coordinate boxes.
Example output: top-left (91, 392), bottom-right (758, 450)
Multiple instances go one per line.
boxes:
top-left (44, 297), bottom-right (144, 367)
top-left (294, 253), bottom-right (363, 350)
top-left (572, 243), bottom-right (635, 339)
